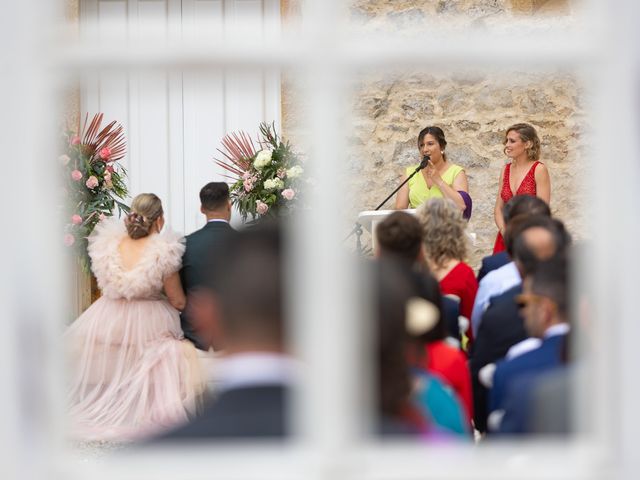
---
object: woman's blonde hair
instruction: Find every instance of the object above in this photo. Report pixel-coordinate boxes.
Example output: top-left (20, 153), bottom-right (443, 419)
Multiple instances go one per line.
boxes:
top-left (416, 198), bottom-right (468, 269)
top-left (504, 123), bottom-right (541, 161)
top-left (125, 193), bottom-right (163, 239)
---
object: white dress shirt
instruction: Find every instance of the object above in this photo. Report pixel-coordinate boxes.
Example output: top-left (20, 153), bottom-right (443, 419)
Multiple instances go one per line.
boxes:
top-left (212, 353), bottom-right (298, 394)
top-left (471, 261), bottom-right (521, 337)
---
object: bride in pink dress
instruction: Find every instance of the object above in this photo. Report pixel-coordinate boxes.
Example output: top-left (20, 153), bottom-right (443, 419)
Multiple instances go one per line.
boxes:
top-left (66, 193), bottom-right (205, 441)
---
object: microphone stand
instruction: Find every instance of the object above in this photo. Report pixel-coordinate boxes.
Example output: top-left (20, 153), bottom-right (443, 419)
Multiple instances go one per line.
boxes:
top-left (345, 156), bottom-right (429, 254)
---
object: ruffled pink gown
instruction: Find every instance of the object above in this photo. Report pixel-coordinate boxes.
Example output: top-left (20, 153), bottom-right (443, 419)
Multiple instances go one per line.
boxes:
top-left (66, 219), bottom-right (205, 441)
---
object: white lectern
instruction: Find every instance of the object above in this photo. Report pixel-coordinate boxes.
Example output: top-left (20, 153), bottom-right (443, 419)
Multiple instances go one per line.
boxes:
top-left (357, 209), bottom-right (417, 251)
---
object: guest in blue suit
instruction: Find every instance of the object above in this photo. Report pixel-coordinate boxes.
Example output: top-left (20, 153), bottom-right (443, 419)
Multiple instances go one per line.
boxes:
top-left (488, 256), bottom-right (569, 432)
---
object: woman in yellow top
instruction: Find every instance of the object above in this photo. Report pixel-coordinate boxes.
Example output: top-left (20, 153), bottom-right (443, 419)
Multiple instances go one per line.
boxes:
top-left (395, 126), bottom-right (469, 212)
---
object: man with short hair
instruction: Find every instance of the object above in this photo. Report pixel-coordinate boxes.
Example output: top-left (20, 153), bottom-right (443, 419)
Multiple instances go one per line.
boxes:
top-left (471, 195), bottom-right (552, 336)
top-left (179, 182), bottom-right (234, 350)
top-left (487, 256), bottom-right (570, 431)
top-left (469, 215), bottom-right (571, 432)
top-left (158, 224), bottom-right (294, 440)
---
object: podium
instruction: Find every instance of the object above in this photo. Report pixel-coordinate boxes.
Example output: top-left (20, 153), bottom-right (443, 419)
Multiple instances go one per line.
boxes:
top-left (357, 209), bottom-right (417, 251)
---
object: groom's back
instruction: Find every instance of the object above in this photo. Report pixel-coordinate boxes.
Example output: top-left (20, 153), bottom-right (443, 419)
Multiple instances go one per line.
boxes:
top-left (180, 221), bottom-right (235, 349)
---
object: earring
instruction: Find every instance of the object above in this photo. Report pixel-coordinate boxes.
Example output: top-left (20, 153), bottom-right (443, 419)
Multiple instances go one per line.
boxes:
top-left (441, 151), bottom-right (444, 155)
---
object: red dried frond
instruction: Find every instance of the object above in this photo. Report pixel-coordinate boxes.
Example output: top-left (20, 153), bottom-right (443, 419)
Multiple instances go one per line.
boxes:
top-left (82, 113), bottom-right (105, 145)
top-left (215, 160), bottom-right (246, 177)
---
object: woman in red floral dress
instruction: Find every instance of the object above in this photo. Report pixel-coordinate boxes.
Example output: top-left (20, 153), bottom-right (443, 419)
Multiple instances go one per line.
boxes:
top-left (493, 123), bottom-right (551, 254)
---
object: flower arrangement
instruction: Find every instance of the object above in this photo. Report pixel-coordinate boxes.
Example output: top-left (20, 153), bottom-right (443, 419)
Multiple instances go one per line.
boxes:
top-left (62, 113), bottom-right (130, 270)
top-left (215, 122), bottom-right (305, 222)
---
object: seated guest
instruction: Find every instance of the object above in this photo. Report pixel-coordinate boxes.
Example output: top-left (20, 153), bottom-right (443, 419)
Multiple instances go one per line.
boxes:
top-left (375, 211), bottom-right (427, 267)
top-left (406, 268), bottom-right (474, 428)
top-left (375, 211), bottom-right (461, 341)
top-left (477, 195), bottom-right (551, 282)
top-left (416, 199), bottom-right (478, 344)
top-left (375, 260), bottom-right (430, 436)
top-left (155, 223), bottom-right (294, 440)
top-left (469, 215), bottom-right (571, 433)
top-left (488, 256), bottom-right (570, 433)
top-left (375, 260), bottom-right (467, 437)
top-left (471, 195), bottom-right (552, 337)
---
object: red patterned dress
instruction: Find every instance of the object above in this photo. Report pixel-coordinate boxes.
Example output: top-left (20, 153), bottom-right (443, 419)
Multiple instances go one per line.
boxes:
top-left (493, 161), bottom-right (541, 254)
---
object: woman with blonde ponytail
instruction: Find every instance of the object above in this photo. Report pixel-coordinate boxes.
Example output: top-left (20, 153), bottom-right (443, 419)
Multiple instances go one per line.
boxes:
top-left (66, 193), bottom-right (205, 441)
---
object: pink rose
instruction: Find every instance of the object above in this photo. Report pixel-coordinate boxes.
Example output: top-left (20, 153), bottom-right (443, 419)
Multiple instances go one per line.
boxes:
top-left (99, 147), bottom-right (112, 160)
top-left (242, 171), bottom-right (252, 180)
top-left (70, 135), bottom-right (81, 145)
top-left (103, 171), bottom-right (112, 182)
top-left (85, 175), bottom-right (99, 189)
top-left (256, 200), bottom-right (269, 215)
top-left (63, 233), bottom-right (75, 246)
top-left (106, 165), bottom-right (114, 173)
top-left (71, 170), bottom-right (83, 181)
top-left (243, 178), bottom-right (254, 192)
top-left (281, 188), bottom-right (295, 201)
top-left (58, 154), bottom-right (70, 165)
top-left (71, 214), bottom-right (82, 225)
top-left (277, 168), bottom-right (287, 179)
top-left (99, 213), bottom-right (106, 221)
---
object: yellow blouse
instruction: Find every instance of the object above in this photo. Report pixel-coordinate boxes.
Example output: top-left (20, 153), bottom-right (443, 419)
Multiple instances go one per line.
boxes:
top-left (406, 163), bottom-right (464, 209)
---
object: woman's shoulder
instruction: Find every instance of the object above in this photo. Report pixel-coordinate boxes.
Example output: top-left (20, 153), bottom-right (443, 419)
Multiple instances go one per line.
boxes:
top-left (447, 163), bottom-right (465, 175)
top-left (533, 160), bottom-right (548, 173)
top-left (87, 217), bottom-right (126, 256)
top-left (449, 261), bottom-right (475, 278)
top-left (150, 229), bottom-right (186, 257)
top-left (146, 228), bottom-right (186, 275)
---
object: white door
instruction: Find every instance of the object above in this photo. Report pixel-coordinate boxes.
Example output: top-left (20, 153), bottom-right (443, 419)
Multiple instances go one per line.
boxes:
top-left (80, 0), bottom-right (281, 234)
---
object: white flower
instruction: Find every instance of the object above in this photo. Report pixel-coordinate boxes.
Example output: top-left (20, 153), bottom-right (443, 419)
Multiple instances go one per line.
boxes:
top-left (286, 165), bottom-right (303, 179)
top-left (264, 178), bottom-right (284, 190)
top-left (253, 149), bottom-right (273, 169)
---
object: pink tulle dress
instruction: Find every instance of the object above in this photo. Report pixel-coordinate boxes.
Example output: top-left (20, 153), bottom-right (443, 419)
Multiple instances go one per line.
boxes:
top-left (66, 219), bottom-right (205, 441)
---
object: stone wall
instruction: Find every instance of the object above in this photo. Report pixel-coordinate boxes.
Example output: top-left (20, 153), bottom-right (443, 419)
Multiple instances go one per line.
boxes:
top-left (281, 1), bottom-right (585, 269)
top-left (282, 69), bottom-right (587, 268)
top-left (346, 70), bottom-right (587, 267)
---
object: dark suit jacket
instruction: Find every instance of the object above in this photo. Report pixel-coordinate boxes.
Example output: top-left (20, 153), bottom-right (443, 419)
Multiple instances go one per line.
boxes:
top-left (477, 251), bottom-right (510, 282)
top-left (468, 284), bottom-right (527, 432)
top-left (489, 333), bottom-right (568, 416)
top-left (442, 296), bottom-right (461, 342)
top-left (180, 221), bottom-right (234, 350)
top-left (497, 366), bottom-right (572, 435)
top-left (157, 384), bottom-right (289, 440)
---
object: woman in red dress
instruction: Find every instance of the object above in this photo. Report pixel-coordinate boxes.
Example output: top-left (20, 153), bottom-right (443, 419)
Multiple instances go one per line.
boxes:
top-left (493, 123), bottom-right (551, 253)
top-left (416, 198), bottom-right (478, 345)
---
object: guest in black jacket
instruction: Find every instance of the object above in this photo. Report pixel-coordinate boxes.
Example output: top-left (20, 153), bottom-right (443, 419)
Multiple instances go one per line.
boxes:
top-left (180, 182), bottom-right (235, 350)
top-left (158, 223), bottom-right (293, 440)
top-left (476, 194), bottom-right (551, 282)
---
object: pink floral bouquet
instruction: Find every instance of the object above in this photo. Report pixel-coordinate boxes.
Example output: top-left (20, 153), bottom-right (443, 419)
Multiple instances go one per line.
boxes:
top-left (62, 113), bottom-right (130, 270)
top-left (215, 122), bottom-right (305, 222)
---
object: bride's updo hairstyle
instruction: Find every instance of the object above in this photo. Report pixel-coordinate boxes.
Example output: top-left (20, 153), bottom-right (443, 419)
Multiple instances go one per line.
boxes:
top-left (125, 193), bottom-right (164, 239)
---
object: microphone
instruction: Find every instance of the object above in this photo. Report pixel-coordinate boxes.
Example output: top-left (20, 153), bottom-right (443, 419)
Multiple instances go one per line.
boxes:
top-left (418, 155), bottom-right (430, 170)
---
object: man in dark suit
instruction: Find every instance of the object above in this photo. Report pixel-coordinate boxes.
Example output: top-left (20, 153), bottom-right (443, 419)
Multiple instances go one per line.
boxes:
top-left (488, 256), bottom-right (570, 433)
top-left (470, 215), bottom-right (571, 433)
top-left (476, 195), bottom-right (551, 282)
top-left (180, 182), bottom-right (234, 350)
top-left (158, 223), bottom-right (292, 440)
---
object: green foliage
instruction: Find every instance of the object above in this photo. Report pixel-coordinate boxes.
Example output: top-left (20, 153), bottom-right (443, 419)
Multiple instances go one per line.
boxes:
top-left (61, 115), bottom-right (130, 272)
top-left (217, 122), bottom-right (306, 223)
